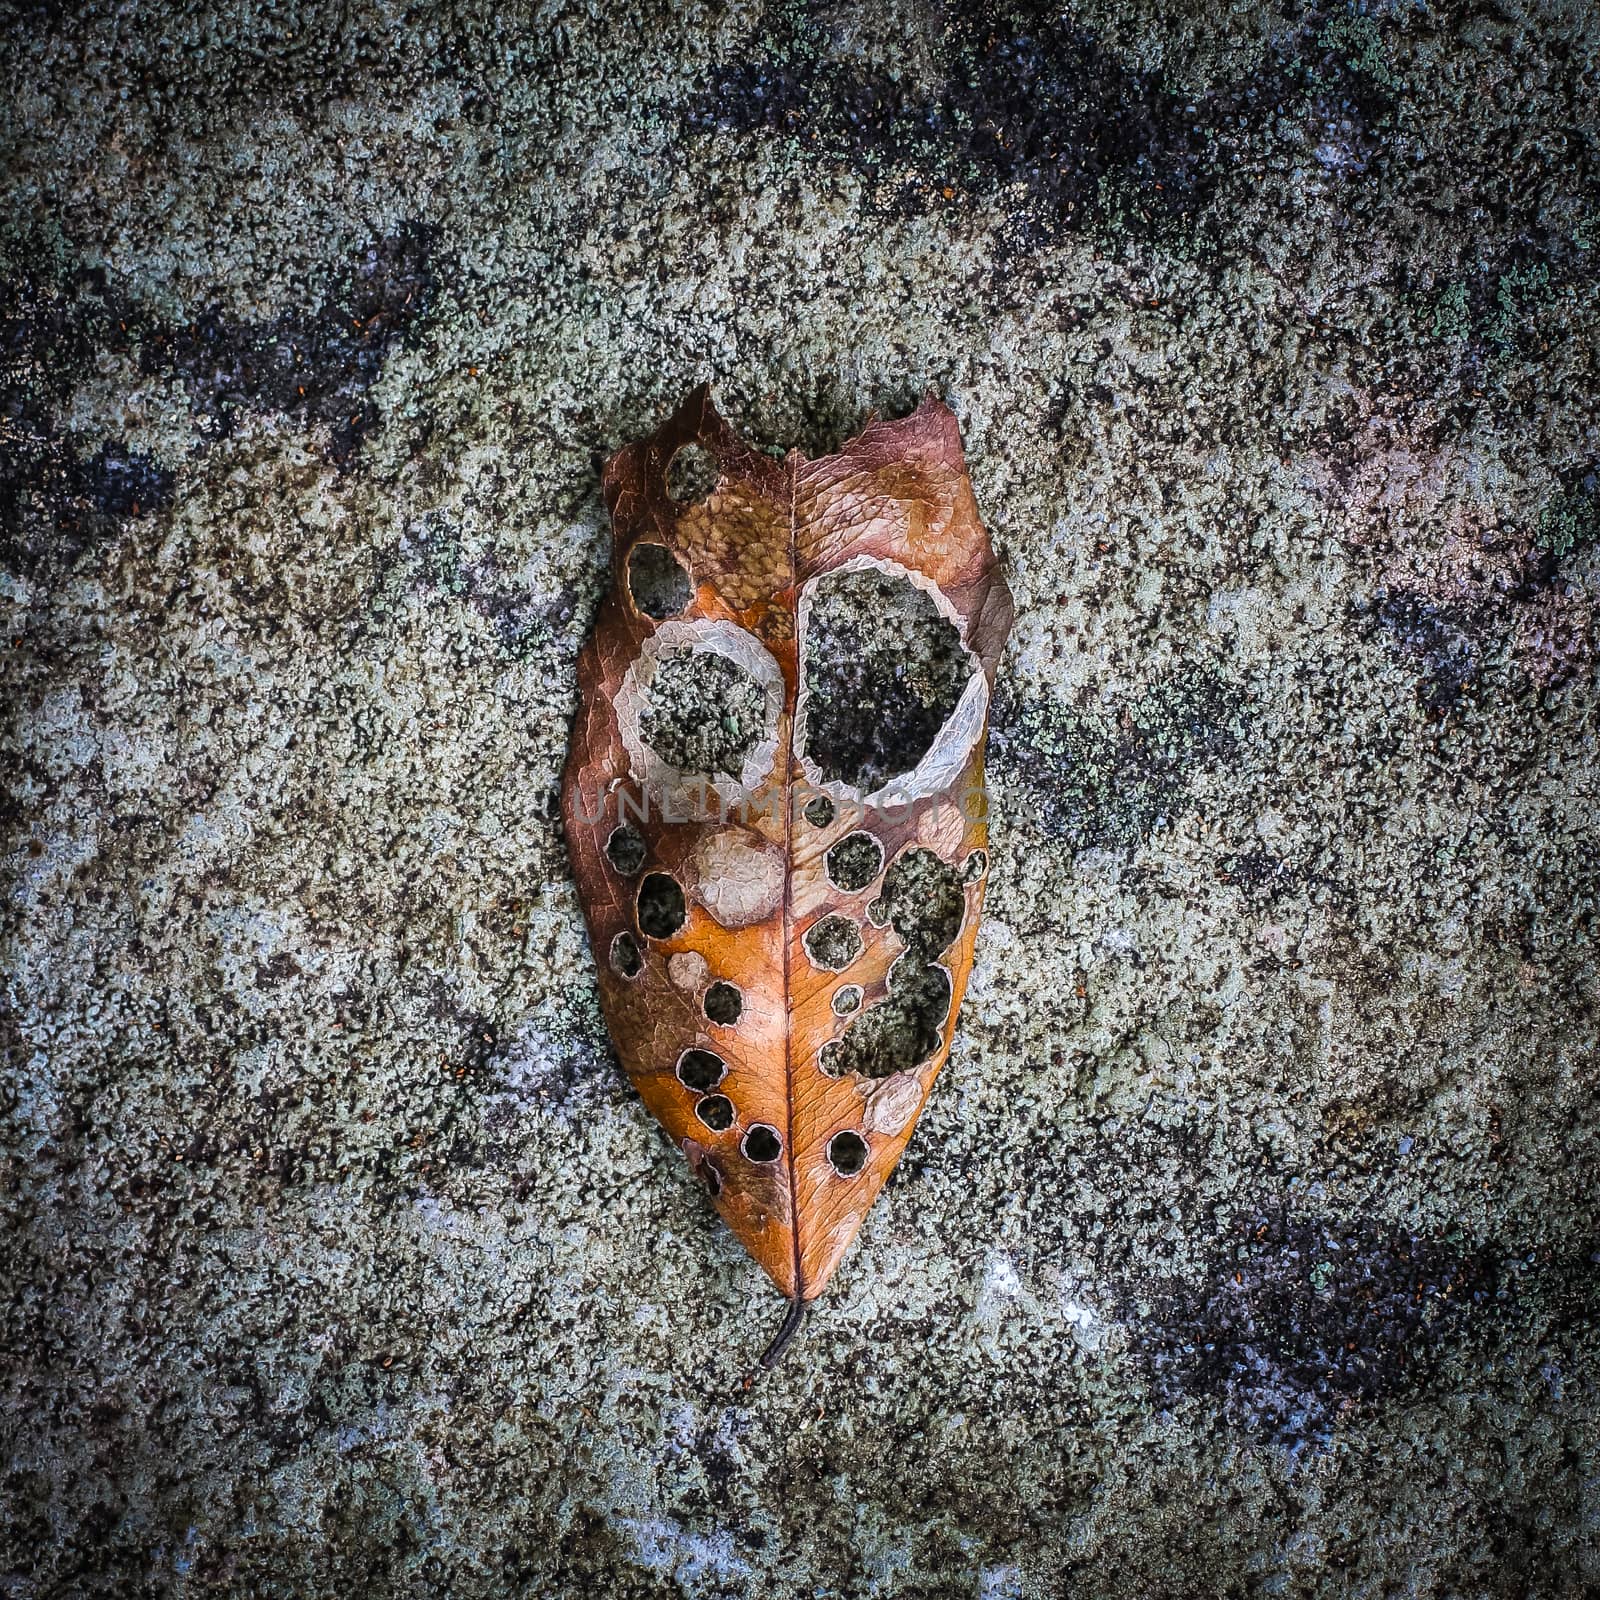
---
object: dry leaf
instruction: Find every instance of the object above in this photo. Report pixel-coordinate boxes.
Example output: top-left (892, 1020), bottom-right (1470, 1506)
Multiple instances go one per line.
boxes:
top-left (562, 386), bottom-right (1014, 1362)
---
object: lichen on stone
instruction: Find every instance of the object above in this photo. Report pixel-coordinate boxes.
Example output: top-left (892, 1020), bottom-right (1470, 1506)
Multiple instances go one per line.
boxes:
top-left (639, 646), bottom-right (768, 776)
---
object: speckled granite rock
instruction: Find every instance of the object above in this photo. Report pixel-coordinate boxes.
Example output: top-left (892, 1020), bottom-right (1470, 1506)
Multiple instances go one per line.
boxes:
top-left (2, 2), bottom-right (1597, 1595)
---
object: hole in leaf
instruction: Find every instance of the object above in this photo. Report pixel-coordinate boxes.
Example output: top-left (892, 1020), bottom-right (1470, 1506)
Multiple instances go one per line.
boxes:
top-left (825, 830), bottom-right (884, 893)
top-left (827, 1129), bottom-right (869, 1176)
top-left (677, 1048), bottom-right (726, 1091)
top-left (827, 956), bottom-right (951, 1079)
top-left (803, 794), bottom-right (836, 829)
top-left (880, 848), bottom-right (965, 958)
top-left (962, 848), bottom-right (988, 884)
top-left (866, 896), bottom-right (888, 926)
top-left (804, 913), bottom-right (861, 971)
top-left (610, 931), bottom-right (642, 978)
top-left (742, 1124), bottom-right (782, 1163)
top-left (801, 566), bottom-right (975, 793)
top-left (667, 443), bottom-right (718, 504)
top-left (637, 873), bottom-right (687, 939)
top-left (703, 1161), bottom-right (723, 1197)
top-left (605, 821), bottom-right (646, 876)
top-left (696, 1094), bottom-right (735, 1132)
top-left (704, 981), bottom-right (742, 1025)
top-left (641, 648), bottom-right (768, 776)
top-left (832, 984), bottom-right (863, 1016)
top-left (627, 542), bottom-right (692, 619)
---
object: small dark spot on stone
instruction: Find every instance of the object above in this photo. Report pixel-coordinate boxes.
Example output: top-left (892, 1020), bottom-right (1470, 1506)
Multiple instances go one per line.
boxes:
top-left (826, 830), bottom-right (884, 893)
top-left (610, 931), bottom-right (643, 979)
top-left (667, 442), bottom-right (718, 504)
top-left (827, 1130), bottom-right (869, 1176)
top-left (605, 821), bottom-right (646, 876)
top-left (696, 1094), bottom-right (735, 1132)
top-left (704, 981), bottom-right (742, 1025)
top-left (627, 541), bottom-right (693, 619)
top-left (742, 1124), bottom-right (782, 1163)
top-left (637, 873), bottom-right (687, 940)
top-left (804, 913), bottom-right (861, 971)
top-left (677, 1048), bottom-right (726, 1091)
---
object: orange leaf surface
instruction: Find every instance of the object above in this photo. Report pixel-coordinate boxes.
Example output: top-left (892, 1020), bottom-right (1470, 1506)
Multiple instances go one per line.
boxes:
top-left (562, 387), bottom-right (1014, 1352)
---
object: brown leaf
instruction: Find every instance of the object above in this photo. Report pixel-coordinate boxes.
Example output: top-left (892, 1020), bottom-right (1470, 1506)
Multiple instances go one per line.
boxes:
top-left (562, 386), bottom-right (1014, 1351)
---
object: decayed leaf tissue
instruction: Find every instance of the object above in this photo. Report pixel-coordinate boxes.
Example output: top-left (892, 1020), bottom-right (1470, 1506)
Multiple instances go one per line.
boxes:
top-left (563, 387), bottom-right (1014, 1356)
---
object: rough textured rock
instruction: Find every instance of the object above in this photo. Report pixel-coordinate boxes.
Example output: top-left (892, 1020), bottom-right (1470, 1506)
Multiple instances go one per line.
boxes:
top-left (2, 1), bottom-right (1597, 1596)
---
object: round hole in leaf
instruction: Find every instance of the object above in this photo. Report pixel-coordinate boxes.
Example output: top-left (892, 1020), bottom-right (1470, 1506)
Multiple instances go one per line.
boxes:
top-left (610, 931), bottom-right (642, 978)
top-left (696, 1094), bottom-right (735, 1132)
top-left (962, 847), bottom-right (988, 884)
top-left (803, 794), bottom-right (836, 829)
top-left (829, 955), bottom-right (951, 1079)
top-left (742, 1124), bottom-right (782, 1163)
top-left (818, 1039), bottom-right (842, 1077)
top-left (879, 847), bottom-right (965, 958)
top-left (832, 984), bottom-right (863, 1016)
top-left (627, 542), bottom-right (692, 619)
top-left (637, 872), bottom-right (686, 939)
top-left (605, 821), bottom-right (647, 876)
top-left (803, 913), bottom-right (861, 971)
top-left (704, 981), bottom-right (742, 1025)
top-left (825, 830), bottom-right (884, 893)
top-left (677, 1048), bottom-right (726, 1091)
top-left (667, 442), bottom-right (718, 505)
top-left (800, 565), bottom-right (975, 794)
top-left (641, 647), bottom-right (768, 777)
top-left (827, 1130), bottom-right (869, 1176)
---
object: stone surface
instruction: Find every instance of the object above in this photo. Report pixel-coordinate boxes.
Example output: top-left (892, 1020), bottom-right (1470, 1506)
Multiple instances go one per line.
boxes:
top-left (2, 2), bottom-right (1598, 1595)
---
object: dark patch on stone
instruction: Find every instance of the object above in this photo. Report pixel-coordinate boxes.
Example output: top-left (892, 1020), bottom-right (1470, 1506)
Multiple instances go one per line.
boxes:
top-left (1127, 1208), bottom-right (1501, 1449)
top-left (1536, 468), bottom-right (1600, 564)
top-left (404, 510), bottom-right (586, 660)
top-left (0, 426), bottom-right (174, 579)
top-left (1368, 591), bottom-right (1481, 713)
top-left (136, 221), bottom-right (437, 464)
top-left (801, 565), bottom-right (972, 793)
top-left (990, 671), bottom-right (1243, 850)
top-left (688, 2), bottom-right (1401, 254)
top-left (1215, 848), bottom-right (1351, 914)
